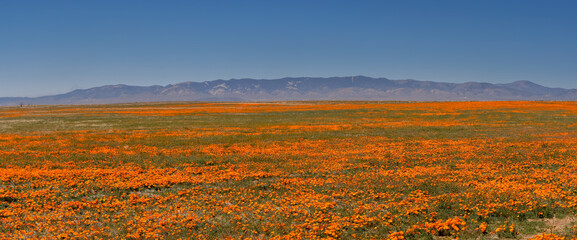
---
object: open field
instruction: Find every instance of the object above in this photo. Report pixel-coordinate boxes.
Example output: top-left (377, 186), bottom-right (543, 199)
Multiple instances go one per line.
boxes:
top-left (1, 101), bottom-right (577, 239)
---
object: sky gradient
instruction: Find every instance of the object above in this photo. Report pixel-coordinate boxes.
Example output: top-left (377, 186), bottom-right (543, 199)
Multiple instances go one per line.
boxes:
top-left (2, 0), bottom-right (577, 97)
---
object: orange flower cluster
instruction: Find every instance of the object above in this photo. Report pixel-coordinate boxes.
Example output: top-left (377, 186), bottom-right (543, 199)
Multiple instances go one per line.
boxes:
top-left (422, 217), bottom-right (467, 236)
top-left (477, 222), bottom-right (488, 234)
top-left (1, 101), bottom-right (577, 239)
top-left (530, 233), bottom-right (568, 240)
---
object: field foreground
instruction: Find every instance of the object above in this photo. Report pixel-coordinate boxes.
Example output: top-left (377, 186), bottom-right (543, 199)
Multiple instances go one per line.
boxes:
top-left (1, 101), bottom-right (577, 239)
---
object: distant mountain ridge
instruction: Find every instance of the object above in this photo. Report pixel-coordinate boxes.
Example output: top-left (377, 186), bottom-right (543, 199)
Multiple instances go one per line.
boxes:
top-left (1, 76), bottom-right (576, 106)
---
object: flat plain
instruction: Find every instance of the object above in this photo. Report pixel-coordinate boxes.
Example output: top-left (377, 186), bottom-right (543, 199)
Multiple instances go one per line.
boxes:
top-left (1, 101), bottom-right (577, 239)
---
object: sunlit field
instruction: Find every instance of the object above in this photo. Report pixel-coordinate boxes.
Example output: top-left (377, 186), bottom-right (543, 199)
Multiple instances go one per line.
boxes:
top-left (2, 101), bottom-right (577, 239)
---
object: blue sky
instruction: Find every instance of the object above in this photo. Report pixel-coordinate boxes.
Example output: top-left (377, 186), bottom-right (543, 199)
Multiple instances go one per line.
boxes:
top-left (1, 1), bottom-right (576, 97)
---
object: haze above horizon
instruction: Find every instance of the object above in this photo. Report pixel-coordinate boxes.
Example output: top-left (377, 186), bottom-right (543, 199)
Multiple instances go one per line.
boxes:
top-left (2, 0), bottom-right (576, 97)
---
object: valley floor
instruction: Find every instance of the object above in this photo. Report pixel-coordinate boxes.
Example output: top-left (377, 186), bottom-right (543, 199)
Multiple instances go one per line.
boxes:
top-left (1, 101), bottom-right (577, 239)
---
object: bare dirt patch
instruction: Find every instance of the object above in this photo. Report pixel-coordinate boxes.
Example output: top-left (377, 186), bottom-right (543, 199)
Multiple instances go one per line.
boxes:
top-left (520, 216), bottom-right (577, 240)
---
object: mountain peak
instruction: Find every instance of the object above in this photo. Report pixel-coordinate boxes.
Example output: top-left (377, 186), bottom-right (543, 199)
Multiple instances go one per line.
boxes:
top-left (510, 80), bottom-right (540, 86)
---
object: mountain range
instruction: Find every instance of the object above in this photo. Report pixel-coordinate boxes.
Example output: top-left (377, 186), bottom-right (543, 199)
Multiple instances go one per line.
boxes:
top-left (1, 76), bottom-right (576, 106)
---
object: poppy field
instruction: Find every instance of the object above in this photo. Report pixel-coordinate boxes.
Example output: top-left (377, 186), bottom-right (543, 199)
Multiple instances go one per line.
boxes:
top-left (1, 101), bottom-right (577, 239)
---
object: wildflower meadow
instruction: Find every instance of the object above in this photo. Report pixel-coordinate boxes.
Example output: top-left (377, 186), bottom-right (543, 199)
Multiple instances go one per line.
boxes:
top-left (1, 101), bottom-right (577, 239)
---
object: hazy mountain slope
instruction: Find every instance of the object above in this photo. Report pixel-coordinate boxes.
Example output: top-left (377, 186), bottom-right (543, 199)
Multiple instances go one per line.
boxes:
top-left (1, 77), bottom-right (576, 106)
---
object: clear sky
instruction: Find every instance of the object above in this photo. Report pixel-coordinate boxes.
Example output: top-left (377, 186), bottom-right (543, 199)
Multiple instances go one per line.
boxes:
top-left (1, 0), bottom-right (576, 97)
